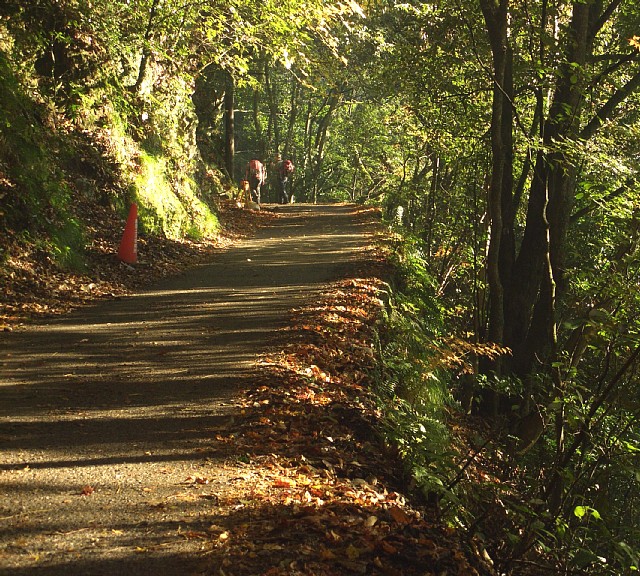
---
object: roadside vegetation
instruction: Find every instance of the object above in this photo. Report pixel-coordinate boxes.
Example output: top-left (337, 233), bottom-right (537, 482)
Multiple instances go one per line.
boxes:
top-left (1, 1), bottom-right (640, 574)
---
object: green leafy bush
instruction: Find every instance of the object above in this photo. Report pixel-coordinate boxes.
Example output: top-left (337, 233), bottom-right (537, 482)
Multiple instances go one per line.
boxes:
top-left (374, 234), bottom-right (456, 505)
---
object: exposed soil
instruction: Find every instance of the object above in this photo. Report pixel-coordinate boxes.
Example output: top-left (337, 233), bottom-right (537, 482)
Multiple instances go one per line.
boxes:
top-left (0, 204), bottom-right (488, 576)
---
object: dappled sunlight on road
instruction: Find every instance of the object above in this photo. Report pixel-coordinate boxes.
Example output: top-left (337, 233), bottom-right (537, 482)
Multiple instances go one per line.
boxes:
top-left (0, 203), bottom-right (381, 574)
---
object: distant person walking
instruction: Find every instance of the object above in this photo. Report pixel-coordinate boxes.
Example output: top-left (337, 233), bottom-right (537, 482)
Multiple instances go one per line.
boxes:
top-left (275, 155), bottom-right (295, 204)
top-left (245, 159), bottom-right (267, 204)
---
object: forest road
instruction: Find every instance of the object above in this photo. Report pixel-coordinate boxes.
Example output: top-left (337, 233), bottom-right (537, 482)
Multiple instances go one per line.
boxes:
top-left (0, 203), bottom-right (378, 575)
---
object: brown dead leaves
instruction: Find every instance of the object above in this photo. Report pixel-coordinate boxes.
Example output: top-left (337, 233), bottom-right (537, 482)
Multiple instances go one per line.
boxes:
top-left (204, 271), bottom-right (482, 575)
top-left (80, 485), bottom-right (95, 496)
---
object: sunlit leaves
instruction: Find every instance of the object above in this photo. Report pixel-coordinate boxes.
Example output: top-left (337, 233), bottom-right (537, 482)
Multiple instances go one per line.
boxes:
top-left (574, 505), bottom-right (602, 521)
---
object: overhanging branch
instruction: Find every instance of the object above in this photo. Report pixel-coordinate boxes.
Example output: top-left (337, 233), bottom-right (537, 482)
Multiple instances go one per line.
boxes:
top-left (580, 67), bottom-right (640, 141)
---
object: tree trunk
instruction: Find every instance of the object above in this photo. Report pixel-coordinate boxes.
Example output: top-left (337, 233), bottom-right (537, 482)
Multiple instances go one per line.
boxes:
top-left (192, 64), bottom-right (225, 168)
top-left (133, 0), bottom-right (160, 94)
top-left (284, 80), bottom-right (299, 158)
top-left (264, 62), bottom-right (281, 153)
top-left (479, 0), bottom-right (511, 373)
top-left (252, 89), bottom-right (264, 157)
top-left (505, 3), bottom-right (591, 376)
top-left (224, 73), bottom-right (235, 180)
top-left (425, 154), bottom-right (439, 258)
top-left (303, 100), bottom-right (313, 176)
top-left (313, 91), bottom-right (340, 203)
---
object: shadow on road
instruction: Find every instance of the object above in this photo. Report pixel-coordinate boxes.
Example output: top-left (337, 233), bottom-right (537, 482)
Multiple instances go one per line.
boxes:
top-left (0, 203), bottom-right (379, 575)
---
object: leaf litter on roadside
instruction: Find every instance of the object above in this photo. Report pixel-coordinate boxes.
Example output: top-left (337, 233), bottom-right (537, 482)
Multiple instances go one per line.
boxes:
top-left (0, 201), bottom-right (276, 329)
top-left (200, 261), bottom-right (485, 575)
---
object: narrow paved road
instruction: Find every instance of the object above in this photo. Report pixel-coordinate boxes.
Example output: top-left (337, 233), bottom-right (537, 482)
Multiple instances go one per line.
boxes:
top-left (0, 204), bottom-right (376, 575)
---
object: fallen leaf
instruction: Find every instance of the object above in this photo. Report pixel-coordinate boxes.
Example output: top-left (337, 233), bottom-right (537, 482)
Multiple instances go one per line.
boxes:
top-left (381, 540), bottom-right (399, 555)
top-left (346, 544), bottom-right (361, 560)
top-left (273, 477), bottom-right (296, 488)
top-left (388, 505), bottom-right (411, 525)
top-left (364, 515), bottom-right (378, 528)
top-left (320, 547), bottom-right (337, 559)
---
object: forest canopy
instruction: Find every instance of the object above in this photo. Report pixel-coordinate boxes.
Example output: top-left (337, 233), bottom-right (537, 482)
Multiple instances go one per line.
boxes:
top-left (1, 0), bottom-right (640, 573)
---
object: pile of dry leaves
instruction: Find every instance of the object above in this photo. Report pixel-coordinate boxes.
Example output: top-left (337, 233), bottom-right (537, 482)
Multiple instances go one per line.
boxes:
top-left (198, 261), bottom-right (495, 575)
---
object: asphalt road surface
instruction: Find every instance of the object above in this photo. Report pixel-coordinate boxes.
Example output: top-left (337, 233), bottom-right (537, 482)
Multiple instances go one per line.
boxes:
top-left (0, 203), bottom-right (377, 575)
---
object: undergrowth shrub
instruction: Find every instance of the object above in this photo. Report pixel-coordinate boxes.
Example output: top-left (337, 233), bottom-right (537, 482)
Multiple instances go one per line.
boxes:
top-left (374, 234), bottom-right (458, 507)
top-left (0, 49), bottom-right (88, 271)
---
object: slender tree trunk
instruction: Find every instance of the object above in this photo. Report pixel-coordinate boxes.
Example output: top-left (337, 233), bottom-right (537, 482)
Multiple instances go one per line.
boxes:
top-left (506, 3), bottom-right (591, 376)
top-left (264, 62), bottom-right (280, 153)
top-left (310, 89), bottom-right (340, 203)
top-left (303, 100), bottom-right (313, 173)
top-left (498, 45), bottom-right (515, 290)
top-left (133, 0), bottom-right (160, 93)
top-left (425, 154), bottom-right (439, 258)
top-left (224, 73), bottom-right (235, 180)
top-left (284, 80), bottom-right (299, 158)
top-left (350, 168), bottom-right (357, 202)
top-left (252, 88), bottom-right (265, 160)
top-left (479, 0), bottom-right (511, 381)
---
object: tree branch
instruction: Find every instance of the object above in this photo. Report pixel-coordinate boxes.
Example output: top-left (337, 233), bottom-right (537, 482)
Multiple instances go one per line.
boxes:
top-left (570, 177), bottom-right (636, 223)
top-left (556, 343), bottom-right (640, 478)
top-left (589, 0), bottom-right (625, 40)
top-left (580, 68), bottom-right (640, 140)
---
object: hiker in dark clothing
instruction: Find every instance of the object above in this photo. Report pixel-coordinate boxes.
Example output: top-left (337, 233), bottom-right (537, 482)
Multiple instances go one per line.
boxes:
top-left (276, 157), bottom-right (295, 204)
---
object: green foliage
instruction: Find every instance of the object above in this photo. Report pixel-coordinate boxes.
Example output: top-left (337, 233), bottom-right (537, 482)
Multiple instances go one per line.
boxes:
top-left (379, 292), bottom-right (442, 406)
top-left (50, 217), bottom-right (87, 271)
top-left (373, 234), bottom-right (458, 505)
top-left (382, 397), bottom-right (454, 501)
top-left (0, 49), bottom-right (88, 268)
top-left (134, 152), bottom-right (219, 239)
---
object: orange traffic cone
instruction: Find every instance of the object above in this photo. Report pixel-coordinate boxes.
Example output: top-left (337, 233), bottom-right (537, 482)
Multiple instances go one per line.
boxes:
top-left (118, 203), bottom-right (138, 264)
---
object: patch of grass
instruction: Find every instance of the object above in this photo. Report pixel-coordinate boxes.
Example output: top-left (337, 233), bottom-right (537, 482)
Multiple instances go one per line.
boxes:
top-left (50, 217), bottom-right (87, 271)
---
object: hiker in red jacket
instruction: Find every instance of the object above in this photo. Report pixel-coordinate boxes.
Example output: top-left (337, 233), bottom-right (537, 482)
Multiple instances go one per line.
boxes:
top-left (245, 159), bottom-right (267, 204)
